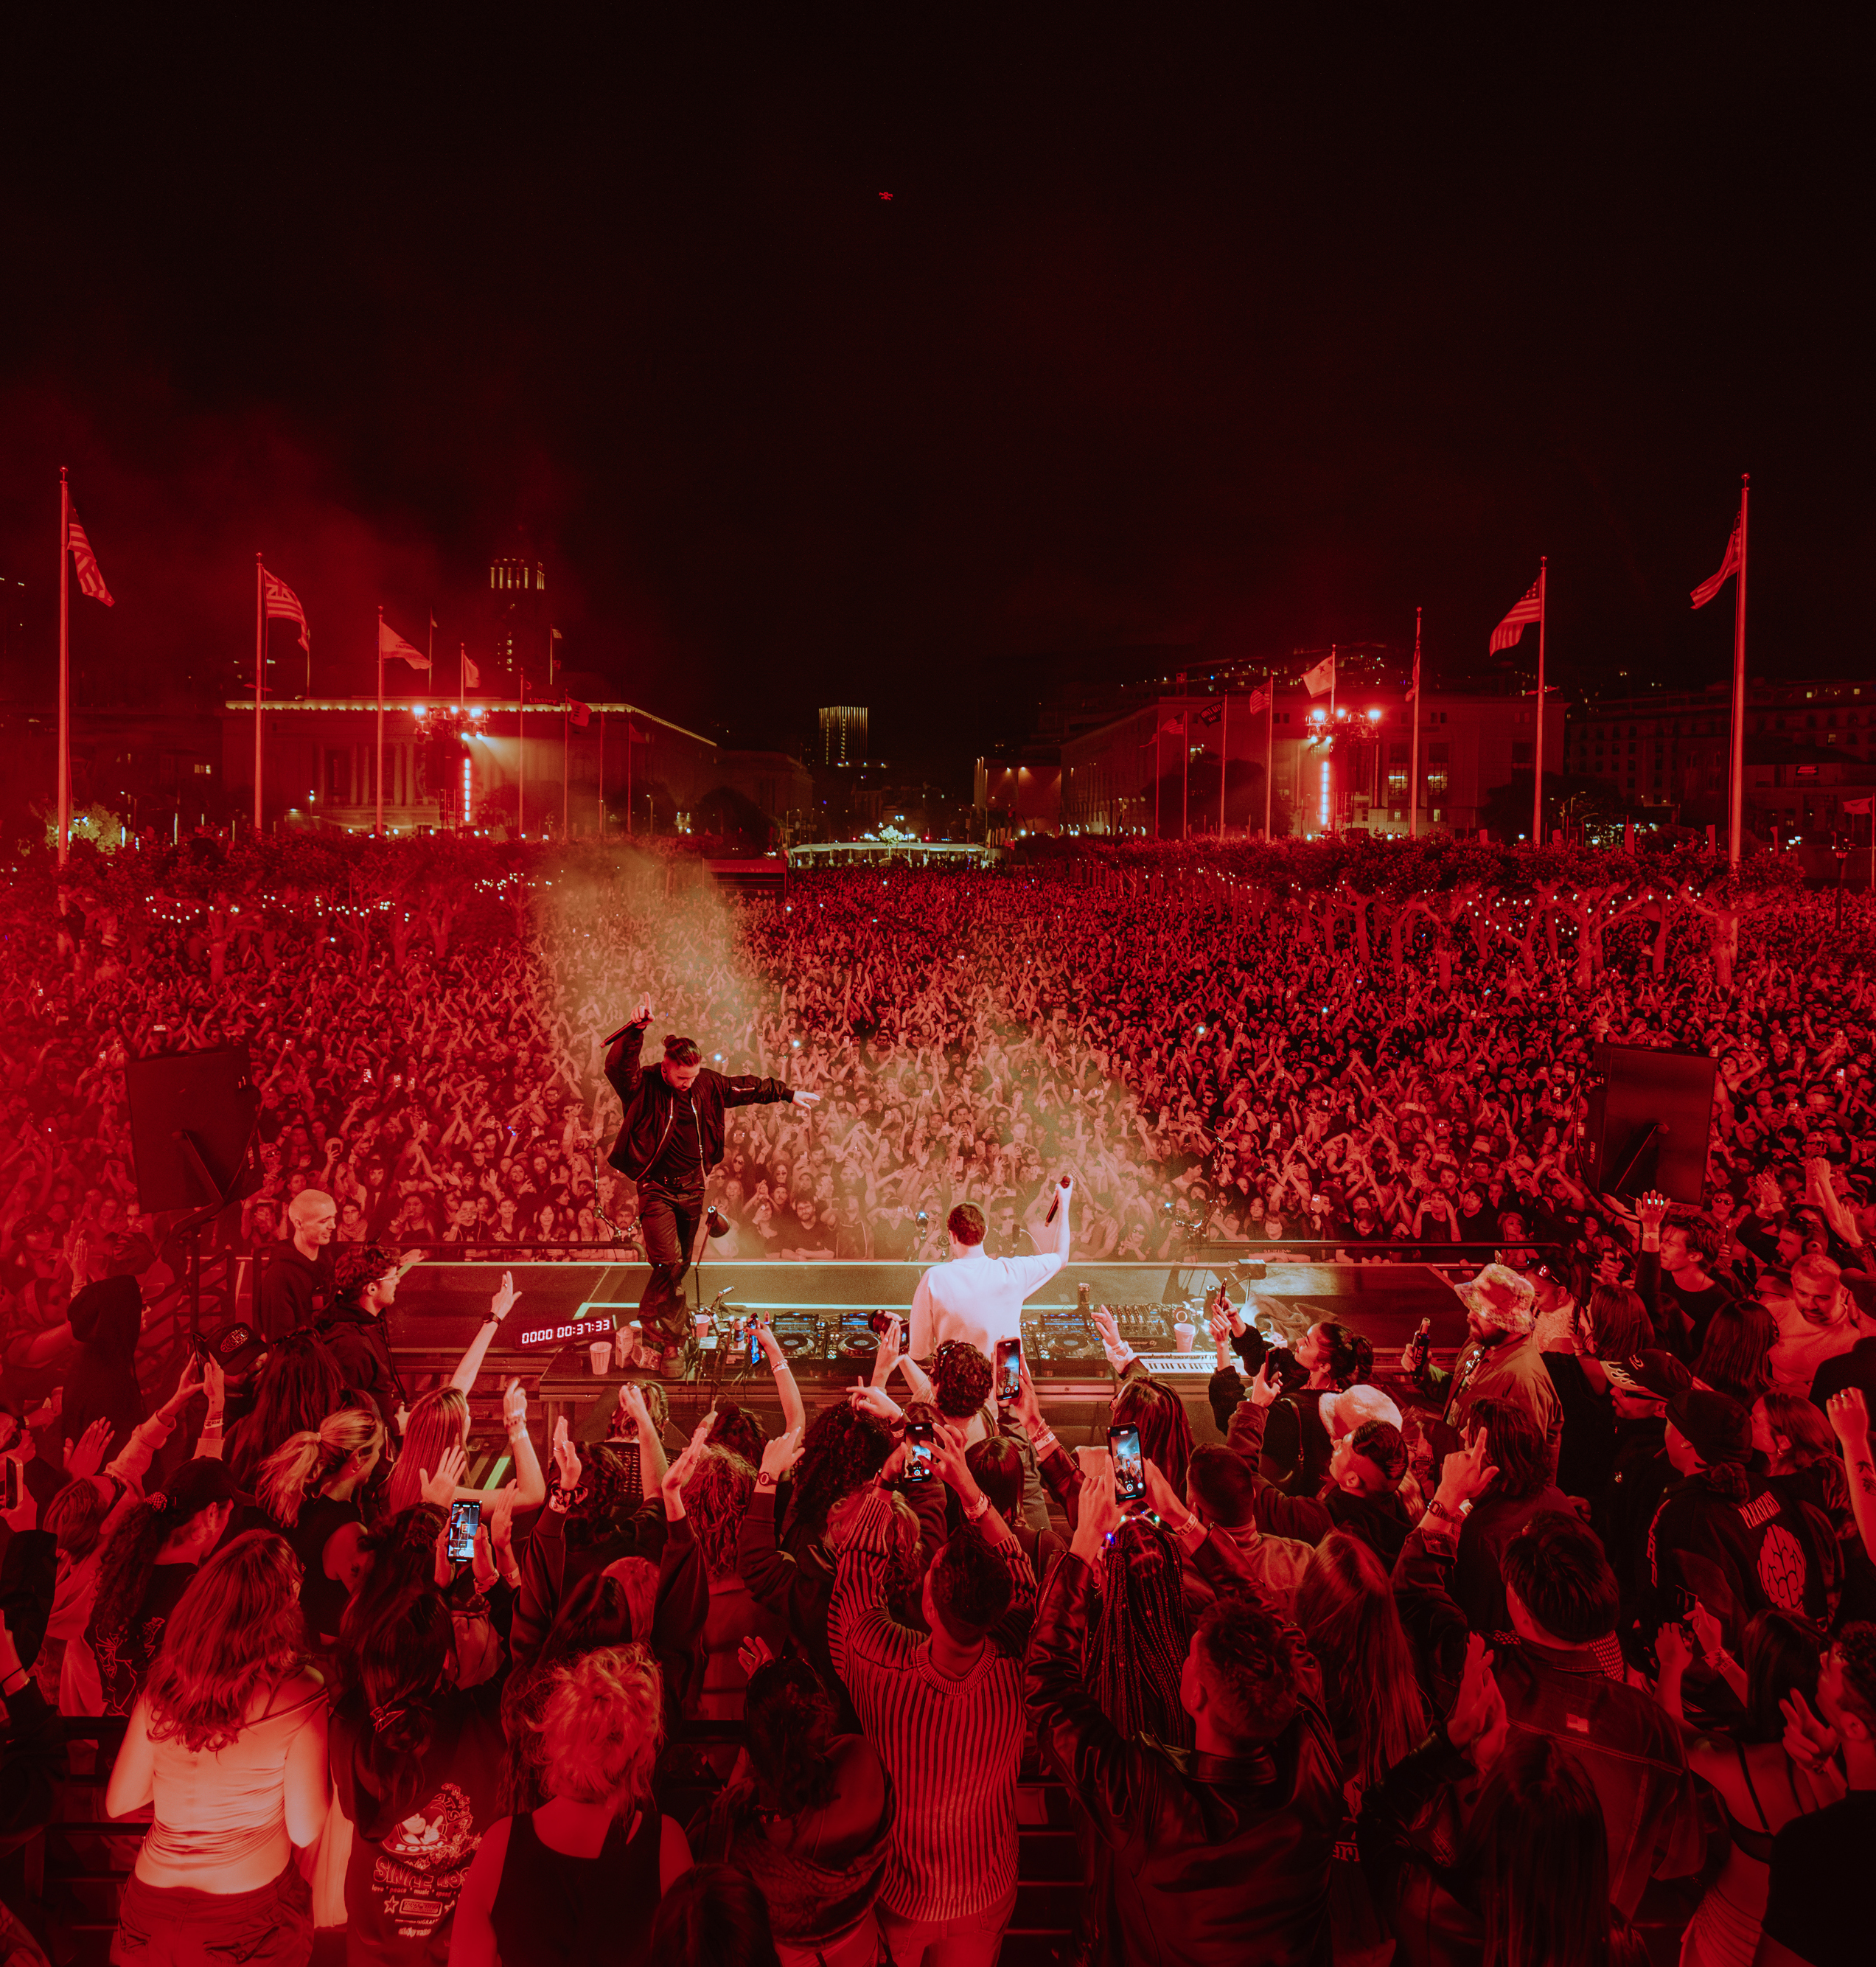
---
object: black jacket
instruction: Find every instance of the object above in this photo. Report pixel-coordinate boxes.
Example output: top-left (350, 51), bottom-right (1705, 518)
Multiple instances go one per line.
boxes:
top-left (315, 1298), bottom-right (407, 1433)
top-left (603, 1024), bottom-right (794, 1182)
top-left (1025, 1547), bottom-right (1342, 1967)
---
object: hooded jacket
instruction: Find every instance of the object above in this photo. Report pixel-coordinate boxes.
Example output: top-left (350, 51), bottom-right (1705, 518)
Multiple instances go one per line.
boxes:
top-left (63, 1275), bottom-right (144, 1453)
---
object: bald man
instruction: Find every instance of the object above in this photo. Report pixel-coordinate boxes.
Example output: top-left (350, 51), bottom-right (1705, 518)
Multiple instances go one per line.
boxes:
top-left (257, 1188), bottom-right (337, 1341)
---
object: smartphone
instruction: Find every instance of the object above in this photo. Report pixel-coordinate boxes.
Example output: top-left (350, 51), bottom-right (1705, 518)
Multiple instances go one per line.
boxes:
top-left (1108, 1424), bottom-right (1146, 1506)
top-left (0, 1460), bottom-right (18, 1514)
top-left (904, 1421), bottom-right (935, 1484)
top-left (994, 1336), bottom-right (1022, 1403)
top-left (747, 1328), bottom-right (764, 1368)
top-left (446, 1499), bottom-right (481, 1563)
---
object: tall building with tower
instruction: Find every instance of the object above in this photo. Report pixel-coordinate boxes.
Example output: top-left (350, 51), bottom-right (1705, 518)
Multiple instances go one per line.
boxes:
top-left (489, 546), bottom-right (549, 683)
top-left (820, 705), bottom-right (868, 765)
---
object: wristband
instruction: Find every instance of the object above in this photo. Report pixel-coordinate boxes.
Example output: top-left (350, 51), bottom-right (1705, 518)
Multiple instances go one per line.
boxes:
top-left (1030, 1429), bottom-right (1060, 1461)
top-left (963, 1491), bottom-right (991, 1523)
top-left (1171, 1514), bottom-right (1207, 1548)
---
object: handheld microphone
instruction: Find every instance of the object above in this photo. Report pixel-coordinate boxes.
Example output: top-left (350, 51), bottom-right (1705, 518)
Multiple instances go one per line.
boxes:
top-left (1044, 1173), bottom-right (1071, 1226)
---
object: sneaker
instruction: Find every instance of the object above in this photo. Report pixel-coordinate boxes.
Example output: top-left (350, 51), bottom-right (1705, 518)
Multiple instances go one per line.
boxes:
top-left (659, 1344), bottom-right (690, 1382)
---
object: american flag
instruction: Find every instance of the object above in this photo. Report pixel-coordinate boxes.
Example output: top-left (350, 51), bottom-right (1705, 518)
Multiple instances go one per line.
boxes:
top-left (262, 568), bottom-right (309, 652)
top-left (1488, 574), bottom-right (1542, 654)
top-left (1690, 515), bottom-right (1741, 609)
top-left (66, 509), bottom-right (114, 607)
top-left (1244, 687), bottom-right (1272, 714)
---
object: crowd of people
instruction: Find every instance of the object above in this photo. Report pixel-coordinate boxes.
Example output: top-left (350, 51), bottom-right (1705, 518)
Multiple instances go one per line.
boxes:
top-left (0, 841), bottom-right (1872, 1963)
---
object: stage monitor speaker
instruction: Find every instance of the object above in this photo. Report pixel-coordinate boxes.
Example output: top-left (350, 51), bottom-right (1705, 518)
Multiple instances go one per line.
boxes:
top-left (124, 1045), bottom-right (262, 1215)
top-left (1580, 1042), bottom-right (1716, 1205)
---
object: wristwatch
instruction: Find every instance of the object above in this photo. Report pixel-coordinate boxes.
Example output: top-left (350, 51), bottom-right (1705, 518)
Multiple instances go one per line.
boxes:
top-left (754, 1470), bottom-right (778, 1492)
top-left (1423, 1498), bottom-right (1463, 1528)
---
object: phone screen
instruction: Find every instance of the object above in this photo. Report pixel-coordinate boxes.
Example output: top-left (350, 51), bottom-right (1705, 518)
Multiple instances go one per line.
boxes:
top-left (446, 1499), bottom-right (481, 1563)
top-left (1108, 1424), bottom-right (1146, 1505)
top-left (994, 1336), bottom-right (1022, 1402)
top-left (904, 1423), bottom-right (935, 1484)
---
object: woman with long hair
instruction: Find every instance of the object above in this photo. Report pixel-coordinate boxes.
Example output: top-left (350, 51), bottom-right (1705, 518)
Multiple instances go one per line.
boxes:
top-left (1695, 1302), bottom-right (1779, 1410)
top-left (77, 1458), bottom-right (247, 1716)
top-left (330, 1570), bottom-right (510, 1967)
top-left (646, 1867), bottom-right (780, 1967)
top-left (105, 1532), bottom-right (327, 1967)
top-left (1089, 1514), bottom-right (1190, 1744)
top-left (226, 1331), bottom-right (346, 1489)
top-left (1657, 1609), bottom-right (1844, 1967)
top-left (447, 1647), bottom-right (691, 1967)
top-left (694, 1657), bottom-right (890, 1967)
top-left (677, 1445), bottom-right (787, 1726)
top-left (386, 1382), bottom-right (545, 1519)
top-left (1297, 1531), bottom-right (1429, 1967)
top-left (1544, 1284), bottom-right (1654, 1503)
top-left (1258, 1318), bottom-right (1374, 1495)
top-left (257, 1406), bottom-right (386, 1640)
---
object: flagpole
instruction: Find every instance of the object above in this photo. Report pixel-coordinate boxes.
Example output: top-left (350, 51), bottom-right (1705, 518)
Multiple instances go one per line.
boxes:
top-left (1409, 607), bottom-right (1423, 840)
top-left (562, 700), bottom-right (571, 838)
top-left (626, 706), bottom-right (632, 839)
top-left (1264, 670), bottom-right (1275, 840)
top-left (1328, 645), bottom-right (1337, 835)
top-left (375, 607), bottom-right (385, 837)
top-left (598, 709), bottom-right (606, 838)
top-left (1155, 710), bottom-right (1162, 841)
top-left (1180, 682), bottom-right (1190, 842)
top-left (1531, 560), bottom-right (1547, 847)
top-left (1219, 689), bottom-right (1229, 835)
top-left (1729, 476), bottom-right (1750, 871)
top-left (57, 471), bottom-right (71, 868)
top-left (254, 554), bottom-right (265, 832)
top-left (518, 670), bottom-right (526, 839)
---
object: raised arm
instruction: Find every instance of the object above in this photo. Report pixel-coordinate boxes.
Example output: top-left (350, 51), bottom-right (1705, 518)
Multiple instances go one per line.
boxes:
top-left (754, 1320), bottom-right (808, 1436)
top-left (449, 1271), bottom-right (519, 1393)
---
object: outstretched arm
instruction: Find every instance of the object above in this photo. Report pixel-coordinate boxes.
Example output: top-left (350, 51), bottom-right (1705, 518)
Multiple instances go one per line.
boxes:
top-left (449, 1272), bottom-right (519, 1393)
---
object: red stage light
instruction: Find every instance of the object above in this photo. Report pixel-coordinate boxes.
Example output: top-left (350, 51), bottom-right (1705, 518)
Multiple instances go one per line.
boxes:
top-left (878, 192), bottom-right (893, 201)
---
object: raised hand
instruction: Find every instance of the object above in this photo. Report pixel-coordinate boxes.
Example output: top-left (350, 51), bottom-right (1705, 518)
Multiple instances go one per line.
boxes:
top-left (502, 1375), bottom-right (528, 1432)
top-left (736, 1633), bottom-right (776, 1679)
top-left (1446, 1632), bottom-right (1508, 1772)
top-left (162, 1354), bottom-right (206, 1419)
top-left (420, 1444), bottom-right (467, 1507)
top-left (1637, 1190), bottom-right (1669, 1237)
top-left (930, 1418), bottom-right (977, 1497)
top-left (550, 1414), bottom-right (583, 1494)
top-left (1655, 1618), bottom-right (1692, 1676)
top-left (1687, 1597), bottom-right (1726, 1662)
top-left (1247, 1360), bottom-right (1280, 1409)
top-left (1435, 1423), bottom-right (1499, 1510)
top-left (663, 1415), bottom-right (714, 1504)
top-left (848, 1379), bottom-right (902, 1422)
top-left (758, 1425), bottom-right (804, 1483)
top-left (1779, 1688), bottom-right (1841, 1771)
top-left (618, 1381), bottom-right (655, 1441)
top-left (1069, 1456), bottom-right (1124, 1566)
top-left (791, 1090), bottom-right (821, 1109)
top-left (1011, 1360), bottom-right (1046, 1438)
top-left (489, 1271), bottom-right (519, 1322)
top-left (63, 1416), bottom-right (114, 1479)
top-left (1142, 1456), bottom-right (1190, 1530)
top-left (1827, 1386), bottom-right (1871, 1454)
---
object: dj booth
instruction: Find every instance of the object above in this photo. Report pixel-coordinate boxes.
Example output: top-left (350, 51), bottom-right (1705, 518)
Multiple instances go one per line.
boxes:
top-left (390, 1256), bottom-right (1471, 1452)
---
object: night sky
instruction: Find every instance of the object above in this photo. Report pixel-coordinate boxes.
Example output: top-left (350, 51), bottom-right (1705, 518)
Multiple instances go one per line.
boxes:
top-left (0, 13), bottom-right (1866, 774)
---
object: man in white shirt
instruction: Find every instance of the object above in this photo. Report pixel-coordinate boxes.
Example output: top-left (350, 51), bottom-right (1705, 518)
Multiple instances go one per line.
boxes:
top-left (907, 1187), bottom-right (1072, 1362)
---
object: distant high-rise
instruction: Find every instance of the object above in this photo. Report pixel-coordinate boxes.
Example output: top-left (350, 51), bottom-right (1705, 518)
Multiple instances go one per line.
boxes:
top-left (820, 706), bottom-right (868, 765)
top-left (489, 551), bottom-right (548, 681)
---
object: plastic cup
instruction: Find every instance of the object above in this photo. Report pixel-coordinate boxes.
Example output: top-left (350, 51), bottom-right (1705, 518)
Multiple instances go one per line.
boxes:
top-left (589, 1340), bottom-right (612, 1376)
top-left (693, 1312), bottom-right (712, 1344)
top-left (1172, 1320), bottom-right (1197, 1353)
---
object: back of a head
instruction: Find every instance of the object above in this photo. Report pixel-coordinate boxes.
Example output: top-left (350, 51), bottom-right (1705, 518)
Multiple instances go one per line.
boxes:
top-left (1186, 1444), bottom-right (1258, 1530)
top-left (646, 1863), bottom-right (780, 1967)
top-left (1585, 1284), bottom-right (1650, 1361)
top-left (231, 1330), bottom-right (345, 1484)
top-left (1692, 1301), bottom-right (1778, 1400)
top-left (705, 1401), bottom-right (765, 1467)
top-left (743, 1656), bottom-right (838, 1819)
top-left (965, 1435), bottom-right (1024, 1522)
top-left (143, 1531), bottom-right (308, 1755)
top-left (1471, 1396), bottom-right (1550, 1503)
top-left (1744, 1609), bottom-right (1822, 1744)
top-left (1462, 1733), bottom-right (1614, 1967)
top-left (1294, 1531), bottom-right (1425, 1783)
top-left (946, 1201), bottom-right (986, 1247)
top-left (45, 1477), bottom-right (108, 1560)
top-left (788, 1404), bottom-right (892, 1544)
top-left (1317, 1319), bottom-right (1374, 1391)
top-left (1112, 1375), bottom-right (1195, 1491)
top-left (339, 1586), bottom-right (454, 1834)
top-left (535, 1645), bottom-right (664, 1815)
top-left (1092, 1514), bottom-right (1190, 1741)
top-left (333, 1243), bottom-right (399, 1302)
top-left (541, 1567), bottom-right (644, 1663)
top-left (1501, 1511), bottom-right (1619, 1644)
top-left (386, 1388), bottom-right (470, 1514)
top-left (932, 1340), bottom-right (992, 1420)
top-left (1192, 1592), bottom-right (1300, 1748)
top-left (685, 1446), bottom-right (756, 1580)
top-left (258, 1407), bottom-right (381, 1530)
top-left (928, 1527), bottom-right (1014, 1644)
top-left (1757, 1390), bottom-right (1837, 1469)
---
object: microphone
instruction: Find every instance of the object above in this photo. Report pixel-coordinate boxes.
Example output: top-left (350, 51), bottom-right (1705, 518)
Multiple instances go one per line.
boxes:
top-left (705, 1206), bottom-right (730, 1239)
top-left (1043, 1174), bottom-right (1071, 1226)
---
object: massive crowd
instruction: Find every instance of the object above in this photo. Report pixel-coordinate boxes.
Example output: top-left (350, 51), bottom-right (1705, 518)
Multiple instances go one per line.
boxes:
top-left (0, 841), bottom-right (1872, 1965)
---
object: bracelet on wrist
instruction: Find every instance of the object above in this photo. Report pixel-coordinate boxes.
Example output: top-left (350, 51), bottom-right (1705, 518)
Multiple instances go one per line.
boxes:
top-left (962, 1490), bottom-right (991, 1523)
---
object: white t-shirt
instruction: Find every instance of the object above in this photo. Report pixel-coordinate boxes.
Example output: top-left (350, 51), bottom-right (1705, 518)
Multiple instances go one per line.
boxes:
top-left (907, 1244), bottom-right (1063, 1361)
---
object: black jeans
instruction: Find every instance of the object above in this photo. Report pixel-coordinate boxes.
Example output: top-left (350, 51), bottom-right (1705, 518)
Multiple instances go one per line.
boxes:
top-left (636, 1186), bottom-right (704, 1348)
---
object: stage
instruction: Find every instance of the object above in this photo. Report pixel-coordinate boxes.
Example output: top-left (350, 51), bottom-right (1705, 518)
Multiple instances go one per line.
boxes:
top-left (389, 1256), bottom-right (1469, 1450)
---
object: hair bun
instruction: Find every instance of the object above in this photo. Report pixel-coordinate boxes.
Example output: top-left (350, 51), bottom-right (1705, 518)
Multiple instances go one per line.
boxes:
top-left (664, 1035), bottom-right (681, 1049)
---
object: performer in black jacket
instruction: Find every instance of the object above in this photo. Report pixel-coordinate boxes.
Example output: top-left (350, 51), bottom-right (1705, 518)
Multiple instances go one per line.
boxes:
top-left (604, 1007), bottom-right (817, 1376)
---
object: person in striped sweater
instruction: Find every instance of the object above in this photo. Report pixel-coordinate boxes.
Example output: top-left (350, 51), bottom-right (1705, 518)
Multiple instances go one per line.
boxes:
top-left (828, 1420), bottom-right (1037, 1967)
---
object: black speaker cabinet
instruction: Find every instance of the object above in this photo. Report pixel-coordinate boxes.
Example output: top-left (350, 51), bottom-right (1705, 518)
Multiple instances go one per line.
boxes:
top-left (124, 1045), bottom-right (262, 1214)
top-left (1580, 1042), bottom-right (1716, 1205)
